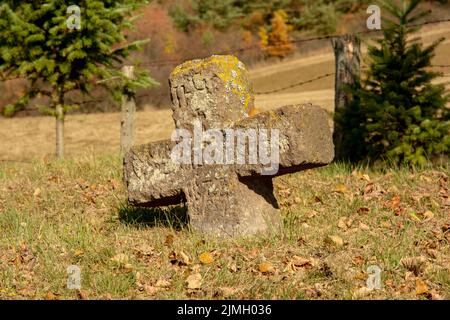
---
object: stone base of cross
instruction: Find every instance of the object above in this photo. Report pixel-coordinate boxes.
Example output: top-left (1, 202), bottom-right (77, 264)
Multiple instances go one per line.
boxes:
top-left (124, 55), bottom-right (334, 238)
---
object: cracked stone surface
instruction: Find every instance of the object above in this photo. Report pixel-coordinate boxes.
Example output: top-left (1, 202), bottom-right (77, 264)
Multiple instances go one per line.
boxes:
top-left (124, 55), bottom-right (334, 238)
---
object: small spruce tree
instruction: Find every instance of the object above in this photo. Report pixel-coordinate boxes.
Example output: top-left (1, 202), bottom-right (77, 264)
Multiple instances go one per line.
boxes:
top-left (0, 0), bottom-right (158, 158)
top-left (336, 0), bottom-right (449, 166)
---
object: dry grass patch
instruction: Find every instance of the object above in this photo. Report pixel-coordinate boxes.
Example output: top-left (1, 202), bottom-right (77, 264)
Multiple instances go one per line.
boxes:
top-left (0, 156), bottom-right (448, 300)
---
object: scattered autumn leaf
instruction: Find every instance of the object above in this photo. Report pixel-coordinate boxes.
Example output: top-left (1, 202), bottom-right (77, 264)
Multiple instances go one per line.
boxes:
top-left (74, 249), bottom-right (84, 257)
top-left (291, 256), bottom-right (313, 269)
top-left (357, 207), bottom-right (370, 214)
top-left (423, 210), bottom-right (434, 220)
top-left (155, 279), bottom-right (171, 288)
top-left (76, 289), bottom-right (88, 300)
top-left (165, 234), bottom-right (174, 246)
top-left (44, 292), bottom-right (59, 300)
top-left (186, 273), bottom-right (202, 289)
top-left (325, 235), bottom-right (344, 248)
top-left (401, 256), bottom-right (427, 276)
top-left (111, 253), bottom-right (129, 266)
top-left (258, 262), bottom-right (275, 274)
top-left (415, 278), bottom-right (429, 295)
top-left (199, 252), bottom-right (214, 265)
top-left (33, 187), bottom-right (41, 197)
top-left (333, 183), bottom-right (348, 194)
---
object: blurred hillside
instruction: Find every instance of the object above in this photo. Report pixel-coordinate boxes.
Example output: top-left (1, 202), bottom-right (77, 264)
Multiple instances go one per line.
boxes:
top-left (1, 0), bottom-right (449, 115)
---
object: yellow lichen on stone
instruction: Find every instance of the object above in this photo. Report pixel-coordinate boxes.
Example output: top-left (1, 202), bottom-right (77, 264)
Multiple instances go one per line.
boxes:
top-left (171, 55), bottom-right (254, 114)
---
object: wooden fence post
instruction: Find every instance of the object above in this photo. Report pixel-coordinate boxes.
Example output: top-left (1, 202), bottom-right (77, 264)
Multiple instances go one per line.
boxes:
top-left (331, 35), bottom-right (361, 159)
top-left (120, 66), bottom-right (135, 155)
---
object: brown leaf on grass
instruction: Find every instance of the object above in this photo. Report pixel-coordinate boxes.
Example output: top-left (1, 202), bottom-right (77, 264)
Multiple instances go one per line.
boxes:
top-left (422, 210), bottom-right (434, 220)
top-left (144, 285), bottom-right (159, 296)
top-left (352, 170), bottom-right (371, 182)
top-left (155, 279), bottom-right (171, 288)
top-left (133, 244), bottom-right (155, 259)
top-left (338, 217), bottom-right (353, 230)
top-left (352, 256), bottom-right (365, 266)
top-left (76, 289), bottom-right (88, 300)
top-left (325, 235), bottom-right (344, 248)
top-left (258, 262), bottom-right (275, 274)
top-left (363, 183), bottom-right (385, 200)
top-left (33, 187), bottom-right (41, 197)
top-left (111, 253), bottom-right (129, 265)
top-left (312, 195), bottom-right (323, 204)
top-left (169, 251), bottom-right (190, 266)
top-left (333, 183), bottom-right (348, 194)
top-left (165, 234), bottom-right (175, 246)
top-left (44, 292), bottom-right (59, 300)
top-left (357, 207), bottom-right (370, 214)
top-left (290, 256), bottom-right (313, 269)
top-left (385, 195), bottom-right (403, 215)
top-left (73, 249), bottom-right (84, 257)
top-left (186, 273), bottom-right (202, 289)
top-left (198, 252), bottom-right (214, 265)
top-left (415, 278), bottom-right (429, 295)
top-left (401, 256), bottom-right (427, 276)
top-left (216, 287), bottom-right (240, 298)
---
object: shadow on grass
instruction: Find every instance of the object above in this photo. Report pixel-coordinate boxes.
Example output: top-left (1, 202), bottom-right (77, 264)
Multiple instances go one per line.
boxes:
top-left (118, 205), bottom-right (189, 230)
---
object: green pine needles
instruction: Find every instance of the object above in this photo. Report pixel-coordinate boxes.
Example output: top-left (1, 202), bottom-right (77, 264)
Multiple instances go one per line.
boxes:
top-left (335, 0), bottom-right (449, 166)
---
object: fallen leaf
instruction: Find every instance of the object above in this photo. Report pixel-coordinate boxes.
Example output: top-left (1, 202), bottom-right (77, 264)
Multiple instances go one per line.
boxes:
top-left (76, 289), bottom-right (88, 300)
top-left (325, 235), bottom-right (344, 248)
top-left (352, 286), bottom-right (372, 298)
top-left (155, 279), bottom-right (171, 288)
top-left (352, 170), bottom-right (371, 182)
top-left (333, 183), bottom-right (348, 194)
top-left (258, 262), bottom-right (275, 274)
top-left (111, 253), bottom-right (129, 265)
top-left (357, 207), bottom-right (370, 214)
top-left (186, 273), bottom-right (202, 289)
top-left (33, 187), bottom-right (41, 197)
top-left (169, 251), bottom-right (190, 266)
top-left (123, 263), bottom-right (134, 272)
top-left (179, 251), bottom-right (191, 265)
top-left (217, 287), bottom-right (239, 298)
top-left (144, 285), bottom-right (159, 295)
top-left (415, 278), bottom-right (429, 295)
top-left (44, 292), bottom-right (59, 300)
top-left (423, 210), bottom-right (434, 220)
top-left (165, 234), bottom-right (174, 246)
top-left (401, 256), bottom-right (427, 276)
top-left (291, 256), bottom-right (313, 268)
top-left (199, 252), bottom-right (214, 265)
top-left (338, 217), bottom-right (348, 229)
top-left (359, 222), bottom-right (370, 230)
top-left (74, 249), bottom-right (84, 257)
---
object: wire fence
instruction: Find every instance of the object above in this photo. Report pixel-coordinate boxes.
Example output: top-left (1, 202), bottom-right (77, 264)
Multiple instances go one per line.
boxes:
top-left (1, 18), bottom-right (450, 106)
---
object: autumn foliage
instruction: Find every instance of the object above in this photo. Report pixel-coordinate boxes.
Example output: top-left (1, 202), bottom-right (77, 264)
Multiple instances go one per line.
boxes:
top-left (259, 10), bottom-right (295, 58)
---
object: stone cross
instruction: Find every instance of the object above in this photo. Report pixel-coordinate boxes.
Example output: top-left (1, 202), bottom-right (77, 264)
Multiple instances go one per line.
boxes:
top-left (124, 55), bottom-right (334, 238)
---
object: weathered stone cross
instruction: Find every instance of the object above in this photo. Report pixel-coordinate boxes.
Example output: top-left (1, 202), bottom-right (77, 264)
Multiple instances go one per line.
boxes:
top-left (124, 55), bottom-right (334, 237)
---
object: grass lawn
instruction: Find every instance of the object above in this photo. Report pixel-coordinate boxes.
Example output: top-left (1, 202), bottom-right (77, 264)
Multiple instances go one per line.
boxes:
top-left (0, 155), bottom-right (448, 300)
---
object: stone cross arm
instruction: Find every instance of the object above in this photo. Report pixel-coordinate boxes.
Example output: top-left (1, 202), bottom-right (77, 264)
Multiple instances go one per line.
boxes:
top-left (124, 103), bottom-right (333, 207)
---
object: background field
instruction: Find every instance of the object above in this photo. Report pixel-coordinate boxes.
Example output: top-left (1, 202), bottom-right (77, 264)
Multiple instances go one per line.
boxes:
top-left (1, 21), bottom-right (449, 162)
